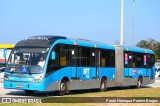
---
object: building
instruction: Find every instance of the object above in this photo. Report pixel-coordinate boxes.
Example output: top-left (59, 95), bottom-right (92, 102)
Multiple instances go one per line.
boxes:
top-left (0, 44), bottom-right (14, 67)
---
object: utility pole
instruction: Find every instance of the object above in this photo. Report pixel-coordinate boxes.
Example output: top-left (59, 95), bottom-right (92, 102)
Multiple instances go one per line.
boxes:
top-left (120, 0), bottom-right (124, 45)
top-left (132, 0), bottom-right (135, 46)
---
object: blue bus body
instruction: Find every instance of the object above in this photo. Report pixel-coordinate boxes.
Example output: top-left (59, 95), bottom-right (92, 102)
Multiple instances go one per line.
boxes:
top-left (123, 46), bottom-right (155, 79)
top-left (3, 36), bottom-right (155, 95)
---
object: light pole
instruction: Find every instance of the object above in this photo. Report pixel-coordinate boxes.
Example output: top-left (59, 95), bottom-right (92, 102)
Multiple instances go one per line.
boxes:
top-left (120, 0), bottom-right (124, 45)
top-left (132, 0), bottom-right (135, 46)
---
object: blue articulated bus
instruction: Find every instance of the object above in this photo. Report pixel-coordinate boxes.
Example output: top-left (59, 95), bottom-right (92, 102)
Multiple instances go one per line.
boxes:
top-left (3, 36), bottom-right (155, 95)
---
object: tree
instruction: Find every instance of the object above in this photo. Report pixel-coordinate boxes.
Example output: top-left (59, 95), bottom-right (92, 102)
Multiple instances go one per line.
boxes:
top-left (136, 38), bottom-right (160, 61)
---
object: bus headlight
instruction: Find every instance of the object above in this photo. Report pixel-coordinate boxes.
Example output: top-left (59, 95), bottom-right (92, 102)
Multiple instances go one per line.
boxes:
top-left (4, 74), bottom-right (8, 80)
top-left (34, 76), bottom-right (43, 82)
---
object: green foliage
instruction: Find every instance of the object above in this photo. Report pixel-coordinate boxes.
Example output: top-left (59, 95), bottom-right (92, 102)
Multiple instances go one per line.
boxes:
top-left (136, 38), bottom-right (160, 61)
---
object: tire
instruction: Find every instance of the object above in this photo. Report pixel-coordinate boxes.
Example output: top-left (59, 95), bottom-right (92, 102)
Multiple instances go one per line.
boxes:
top-left (58, 80), bottom-right (68, 96)
top-left (137, 77), bottom-right (142, 88)
top-left (65, 81), bottom-right (70, 95)
top-left (99, 78), bottom-right (107, 91)
top-left (25, 90), bottom-right (35, 95)
top-left (130, 85), bottom-right (137, 89)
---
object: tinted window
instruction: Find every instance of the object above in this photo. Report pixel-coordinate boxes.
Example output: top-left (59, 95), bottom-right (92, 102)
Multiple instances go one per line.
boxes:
top-left (60, 45), bottom-right (70, 66)
top-left (124, 52), bottom-right (134, 68)
top-left (47, 45), bottom-right (60, 74)
top-left (147, 54), bottom-right (155, 68)
top-left (136, 53), bottom-right (144, 68)
top-left (81, 47), bottom-right (90, 66)
top-left (101, 50), bottom-right (115, 67)
top-left (90, 49), bottom-right (95, 67)
top-left (69, 46), bottom-right (81, 66)
top-left (110, 51), bottom-right (115, 67)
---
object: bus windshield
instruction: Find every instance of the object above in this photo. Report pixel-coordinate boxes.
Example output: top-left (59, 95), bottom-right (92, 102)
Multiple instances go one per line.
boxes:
top-left (6, 47), bottom-right (49, 74)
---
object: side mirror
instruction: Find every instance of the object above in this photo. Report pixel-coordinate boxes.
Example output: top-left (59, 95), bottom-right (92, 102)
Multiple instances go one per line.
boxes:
top-left (51, 51), bottom-right (56, 60)
top-left (3, 49), bottom-right (7, 58)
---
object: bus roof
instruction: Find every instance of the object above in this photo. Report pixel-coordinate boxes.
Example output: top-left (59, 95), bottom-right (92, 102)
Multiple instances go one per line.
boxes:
top-left (15, 35), bottom-right (115, 50)
top-left (52, 38), bottom-right (115, 50)
top-left (75, 39), bottom-right (115, 50)
top-left (16, 36), bottom-right (67, 47)
top-left (122, 46), bottom-right (154, 54)
top-left (0, 44), bottom-right (15, 49)
top-left (14, 35), bottom-right (153, 53)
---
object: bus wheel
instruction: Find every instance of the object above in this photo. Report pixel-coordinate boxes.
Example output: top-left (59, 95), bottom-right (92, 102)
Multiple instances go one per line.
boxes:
top-left (99, 78), bottom-right (107, 91)
top-left (137, 77), bottom-right (142, 88)
top-left (59, 80), bottom-right (68, 96)
top-left (25, 90), bottom-right (35, 95)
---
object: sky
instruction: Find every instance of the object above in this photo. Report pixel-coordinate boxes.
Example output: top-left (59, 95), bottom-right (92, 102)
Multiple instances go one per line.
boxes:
top-left (0, 0), bottom-right (160, 45)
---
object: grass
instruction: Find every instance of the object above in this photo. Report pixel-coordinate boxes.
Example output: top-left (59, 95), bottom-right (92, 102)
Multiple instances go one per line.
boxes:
top-left (42, 87), bottom-right (160, 103)
top-left (1, 87), bottom-right (160, 106)
top-left (59, 87), bottom-right (160, 97)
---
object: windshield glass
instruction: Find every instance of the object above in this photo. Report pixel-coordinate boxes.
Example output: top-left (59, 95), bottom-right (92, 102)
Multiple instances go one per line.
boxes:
top-left (6, 47), bottom-right (49, 74)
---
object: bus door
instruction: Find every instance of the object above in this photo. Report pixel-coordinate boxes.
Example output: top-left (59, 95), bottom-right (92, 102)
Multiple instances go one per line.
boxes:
top-left (151, 55), bottom-right (155, 78)
top-left (70, 46), bottom-right (80, 79)
top-left (147, 54), bottom-right (155, 78)
top-left (80, 47), bottom-right (92, 80)
top-left (80, 48), bottom-right (99, 80)
top-left (90, 49), bottom-right (97, 79)
top-left (95, 49), bottom-right (100, 79)
top-left (124, 52), bottom-right (133, 77)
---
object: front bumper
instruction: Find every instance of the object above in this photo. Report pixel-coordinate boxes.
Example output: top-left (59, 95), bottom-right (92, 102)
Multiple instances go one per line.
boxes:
top-left (3, 80), bottom-right (45, 91)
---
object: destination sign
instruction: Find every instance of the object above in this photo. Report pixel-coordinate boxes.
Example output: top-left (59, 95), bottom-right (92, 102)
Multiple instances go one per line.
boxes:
top-left (28, 36), bottom-right (50, 41)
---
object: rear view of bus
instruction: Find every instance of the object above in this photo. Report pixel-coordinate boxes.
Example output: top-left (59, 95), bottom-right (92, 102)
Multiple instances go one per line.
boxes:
top-left (3, 36), bottom-right (66, 95)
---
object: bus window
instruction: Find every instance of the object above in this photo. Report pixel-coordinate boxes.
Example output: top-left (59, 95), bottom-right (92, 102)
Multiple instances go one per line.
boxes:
top-left (147, 54), bottom-right (155, 68)
top-left (91, 49), bottom-right (95, 67)
top-left (136, 53), bottom-right (144, 68)
top-left (110, 51), bottom-right (115, 67)
top-left (100, 50), bottom-right (108, 67)
top-left (128, 52), bottom-right (133, 68)
top-left (132, 53), bottom-right (136, 68)
top-left (47, 45), bottom-right (60, 74)
top-left (70, 46), bottom-right (78, 66)
top-left (100, 50), bottom-right (104, 67)
top-left (81, 47), bottom-right (90, 66)
top-left (151, 55), bottom-right (155, 68)
top-left (101, 50), bottom-right (115, 67)
top-left (124, 52), bottom-right (131, 68)
top-left (124, 52), bottom-right (133, 68)
top-left (60, 45), bottom-right (70, 67)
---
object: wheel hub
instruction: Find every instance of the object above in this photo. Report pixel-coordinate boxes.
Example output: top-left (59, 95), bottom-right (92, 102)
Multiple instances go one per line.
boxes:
top-left (60, 83), bottom-right (66, 91)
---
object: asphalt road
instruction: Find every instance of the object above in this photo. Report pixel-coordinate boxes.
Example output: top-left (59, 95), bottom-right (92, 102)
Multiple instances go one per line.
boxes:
top-left (0, 80), bottom-right (160, 97)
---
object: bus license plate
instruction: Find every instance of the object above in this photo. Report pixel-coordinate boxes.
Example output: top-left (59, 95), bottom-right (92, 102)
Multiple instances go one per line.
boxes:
top-left (16, 85), bottom-right (23, 88)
